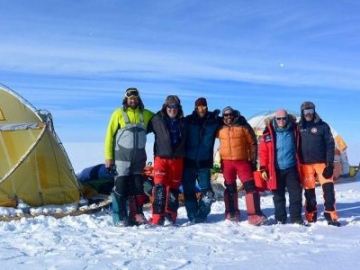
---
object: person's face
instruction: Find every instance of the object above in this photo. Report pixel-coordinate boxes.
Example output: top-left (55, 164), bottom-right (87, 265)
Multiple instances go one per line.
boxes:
top-left (127, 96), bottom-right (139, 108)
top-left (275, 112), bottom-right (288, 128)
top-left (166, 104), bottom-right (179, 119)
top-left (223, 110), bottom-right (234, 125)
top-left (196, 105), bottom-right (207, 118)
top-left (303, 108), bottom-right (314, 122)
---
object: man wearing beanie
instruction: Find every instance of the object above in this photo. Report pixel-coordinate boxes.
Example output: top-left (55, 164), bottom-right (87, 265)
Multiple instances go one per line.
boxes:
top-left (148, 95), bottom-right (187, 225)
top-left (217, 106), bottom-right (267, 225)
top-left (298, 101), bottom-right (340, 226)
top-left (104, 87), bottom-right (154, 226)
top-left (183, 97), bottom-right (221, 223)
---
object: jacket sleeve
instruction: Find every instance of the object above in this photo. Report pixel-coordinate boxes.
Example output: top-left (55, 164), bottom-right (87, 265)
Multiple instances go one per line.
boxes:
top-left (259, 134), bottom-right (269, 169)
top-left (146, 117), bottom-right (154, 134)
top-left (104, 110), bottom-right (121, 160)
top-left (245, 124), bottom-right (258, 162)
top-left (144, 110), bottom-right (155, 134)
top-left (324, 122), bottom-right (335, 164)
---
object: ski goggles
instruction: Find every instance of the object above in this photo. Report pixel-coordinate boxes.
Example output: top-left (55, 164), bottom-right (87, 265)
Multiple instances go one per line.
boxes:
top-left (276, 117), bottom-right (287, 121)
top-left (125, 88), bottom-right (139, 98)
top-left (303, 108), bottom-right (314, 115)
top-left (167, 104), bottom-right (179, 109)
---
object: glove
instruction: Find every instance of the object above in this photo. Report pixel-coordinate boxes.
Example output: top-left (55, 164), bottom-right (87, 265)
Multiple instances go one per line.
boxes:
top-left (260, 166), bottom-right (269, 181)
top-left (106, 164), bottom-right (118, 176)
top-left (322, 163), bottom-right (334, 179)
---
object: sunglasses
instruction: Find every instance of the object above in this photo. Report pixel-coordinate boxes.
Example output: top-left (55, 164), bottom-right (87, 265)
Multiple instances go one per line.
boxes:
top-left (276, 117), bottom-right (287, 121)
top-left (125, 89), bottom-right (139, 98)
top-left (167, 104), bottom-right (179, 109)
top-left (303, 109), bottom-right (314, 115)
top-left (223, 113), bottom-right (233, 117)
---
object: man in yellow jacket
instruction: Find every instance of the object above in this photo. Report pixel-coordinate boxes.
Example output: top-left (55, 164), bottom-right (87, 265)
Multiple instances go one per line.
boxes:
top-left (104, 88), bottom-right (154, 226)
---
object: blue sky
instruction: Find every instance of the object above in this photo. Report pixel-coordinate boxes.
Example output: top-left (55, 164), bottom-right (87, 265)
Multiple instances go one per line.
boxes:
top-left (1, 0), bottom-right (359, 162)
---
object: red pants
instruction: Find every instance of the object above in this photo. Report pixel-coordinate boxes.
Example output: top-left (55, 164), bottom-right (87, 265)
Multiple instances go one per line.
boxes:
top-left (153, 157), bottom-right (183, 189)
top-left (222, 160), bottom-right (253, 185)
top-left (151, 157), bottom-right (183, 224)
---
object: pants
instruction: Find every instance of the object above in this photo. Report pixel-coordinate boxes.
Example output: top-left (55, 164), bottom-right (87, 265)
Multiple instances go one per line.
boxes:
top-left (112, 174), bottom-right (147, 225)
top-left (300, 163), bottom-right (338, 222)
top-left (272, 167), bottom-right (303, 223)
top-left (222, 160), bottom-right (264, 224)
top-left (183, 167), bottom-right (214, 222)
top-left (151, 157), bottom-right (184, 224)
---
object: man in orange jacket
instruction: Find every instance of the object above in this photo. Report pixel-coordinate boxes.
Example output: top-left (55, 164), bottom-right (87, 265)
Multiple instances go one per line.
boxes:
top-left (217, 106), bottom-right (266, 225)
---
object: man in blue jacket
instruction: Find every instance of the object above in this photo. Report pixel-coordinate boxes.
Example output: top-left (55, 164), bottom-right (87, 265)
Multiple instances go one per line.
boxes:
top-left (183, 97), bottom-right (221, 223)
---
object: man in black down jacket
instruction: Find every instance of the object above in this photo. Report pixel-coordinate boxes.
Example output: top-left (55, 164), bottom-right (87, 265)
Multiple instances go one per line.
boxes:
top-left (148, 95), bottom-right (187, 226)
top-left (298, 101), bottom-right (340, 226)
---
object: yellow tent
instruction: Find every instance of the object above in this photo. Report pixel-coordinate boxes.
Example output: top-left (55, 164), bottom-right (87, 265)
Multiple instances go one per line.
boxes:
top-left (0, 84), bottom-right (80, 207)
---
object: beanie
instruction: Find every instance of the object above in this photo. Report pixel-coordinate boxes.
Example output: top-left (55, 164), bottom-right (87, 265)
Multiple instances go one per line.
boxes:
top-left (301, 101), bottom-right (315, 111)
top-left (165, 95), bottom-right (181, 106)
top-left (124, 87), bottom-right (139, 98)
top-left (222, 106), bottom-right (234, 115)
top-left (195, 97), bottom-right (207, 107)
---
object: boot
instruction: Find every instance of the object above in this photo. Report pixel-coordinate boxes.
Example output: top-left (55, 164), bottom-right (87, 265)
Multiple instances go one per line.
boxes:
top-left (111, 192), bottom-right (129, 226)
top-left (151, 184), bottom-right (166, 225)
top-left (304, 188), bottom-right (317, 223)
top-left (165, 187), bottom-right (179, 224)
top-left (324, 211), bottom-right (341, 227)
top-left (245, 191), bottom-right (267, 226)
top-left (184, 192), bottom-right (198, 224)
top-left (196, 190), bottom-right (216, 223)
top-left (224, 183), bottom-right (240, 222)
top-left (305, 210), bottom-right (317, 223)
top-left (128, 196), bottom-right (148, 226)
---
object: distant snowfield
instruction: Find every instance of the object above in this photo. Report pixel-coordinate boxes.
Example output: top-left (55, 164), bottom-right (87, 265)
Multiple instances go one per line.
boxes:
top-left (1, 151), bottom-right (359, 269)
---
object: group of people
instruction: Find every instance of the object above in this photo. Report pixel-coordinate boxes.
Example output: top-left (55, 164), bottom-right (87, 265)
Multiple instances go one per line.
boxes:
top-left (104, 87), bottom-right (340, 227)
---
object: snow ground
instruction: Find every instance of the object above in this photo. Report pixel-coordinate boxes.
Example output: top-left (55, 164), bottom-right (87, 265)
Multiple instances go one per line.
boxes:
top-left (1, 174), bottom-right (359, 270)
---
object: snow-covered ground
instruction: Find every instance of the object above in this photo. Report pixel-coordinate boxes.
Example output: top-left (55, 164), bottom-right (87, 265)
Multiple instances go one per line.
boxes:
top-left (1, 171), bottom-right (359, 269)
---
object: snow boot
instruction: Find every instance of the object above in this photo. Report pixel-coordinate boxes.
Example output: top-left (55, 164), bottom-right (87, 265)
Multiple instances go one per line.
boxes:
top-left (165, 187), bottom-right (179, 224)
top-left (244, 180), bottom-right (267, 226)
top-left (324, 210), bottom-right (341, 227)
top-left (151, 184), bottom-right (166, 225)
top-left (128, 196), bottom-right (147, 226)
top-left (197, 190), bottom-right (216, 222)
top-left (224, 183), bottom-right (240, 221)
top-left (111, 192), bottom-right (129, 226)
top-left (184, 192), bottom-right (198, 223)
top-left (304, 188), bottom-right (317, 223)
top-left (305, 210), bottom-right (317, 223)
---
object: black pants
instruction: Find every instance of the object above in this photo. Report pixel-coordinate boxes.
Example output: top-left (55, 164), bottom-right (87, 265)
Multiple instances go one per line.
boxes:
top-left (272, 167), bottom-right (303, 223)
top-left (114, 174), bottom-right (144, 197)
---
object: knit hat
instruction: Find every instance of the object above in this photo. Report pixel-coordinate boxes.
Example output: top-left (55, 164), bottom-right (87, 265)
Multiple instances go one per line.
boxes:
top-left (222, 106), bottom-right (234, 115)
top-left (124, 87), bottom-right (139, 98)
top-left (301, 101), bottom-right (315, 111)
top-left (195, 97), bottom-right (207, 107)
top-left (165, 95), bottom-right (181, 106)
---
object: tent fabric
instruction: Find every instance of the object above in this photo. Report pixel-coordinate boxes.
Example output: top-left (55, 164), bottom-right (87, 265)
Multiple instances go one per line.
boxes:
top-left (0, 84), bottom-right (80, 207)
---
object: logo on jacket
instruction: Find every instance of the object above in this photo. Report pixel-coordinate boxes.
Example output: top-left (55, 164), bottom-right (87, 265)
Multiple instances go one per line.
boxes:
top-left (311, 127), bottom-right (318, 134)
top-left (265, 135), bottom-right (272, 142)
